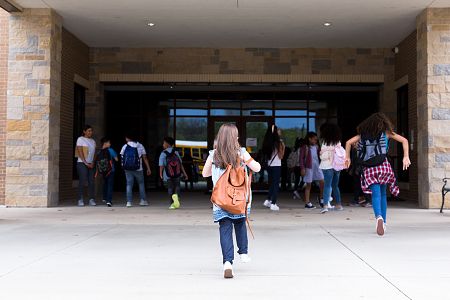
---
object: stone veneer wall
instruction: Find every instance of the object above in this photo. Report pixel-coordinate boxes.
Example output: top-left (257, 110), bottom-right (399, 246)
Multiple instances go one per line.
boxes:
top-left (417, 8), bottom-right (450, 208)
top-left (395, 31), bottom-right (419, 202)
top-left (87, 47), bottom-right (396, 138)
top-left (59, 28), bottom-right (89, 202)
top-left (0, 10), bottom-right (8, 205)
top-left (5, 9), bottom-right (62, 206)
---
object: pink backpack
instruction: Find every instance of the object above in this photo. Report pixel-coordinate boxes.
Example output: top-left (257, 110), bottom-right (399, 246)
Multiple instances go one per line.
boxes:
top-left (332, 144), bottom-right (346, 171)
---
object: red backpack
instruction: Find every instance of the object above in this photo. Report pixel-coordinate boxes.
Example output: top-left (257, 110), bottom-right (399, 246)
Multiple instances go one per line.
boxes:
top-left (164, 150), bottom-right (182, 178)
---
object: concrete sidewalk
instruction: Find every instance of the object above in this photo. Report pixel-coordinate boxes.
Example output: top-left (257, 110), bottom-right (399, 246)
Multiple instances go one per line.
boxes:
top-left (0, 192), bottom-right (449, 300)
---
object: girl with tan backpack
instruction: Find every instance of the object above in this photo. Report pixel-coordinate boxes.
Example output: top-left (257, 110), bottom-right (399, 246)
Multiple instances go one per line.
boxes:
top-left (202, 123), bottom-right (261, 279)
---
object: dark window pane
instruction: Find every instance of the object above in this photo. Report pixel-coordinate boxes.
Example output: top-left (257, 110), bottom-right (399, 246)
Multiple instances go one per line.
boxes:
top-left (210, 100), bottom-right (240, 116)
top-left (275, 100), bottom-right (307, 116)
top-left (176, 98), bottom-right (208, 116)
top-left (242, 100), bottom-right (272, 116)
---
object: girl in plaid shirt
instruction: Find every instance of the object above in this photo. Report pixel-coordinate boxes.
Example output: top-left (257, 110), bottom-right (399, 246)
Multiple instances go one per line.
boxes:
top-left (344, 113), bottom-right (411, 236)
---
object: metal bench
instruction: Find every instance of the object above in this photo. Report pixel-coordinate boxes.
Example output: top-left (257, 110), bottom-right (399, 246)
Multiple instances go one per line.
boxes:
top-left (441, 178), bottom-right (450, 213)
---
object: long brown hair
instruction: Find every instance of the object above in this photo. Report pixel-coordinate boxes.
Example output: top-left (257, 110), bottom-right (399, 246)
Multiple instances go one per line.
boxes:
top-left (357, 112), bottom-right (394, 139)
top-left (213, 123), bottom-right (241, 169)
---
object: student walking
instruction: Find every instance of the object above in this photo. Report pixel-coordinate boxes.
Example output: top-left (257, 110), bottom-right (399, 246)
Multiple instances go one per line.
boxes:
top-left (96, 137), bottom-right (118, 207)
top-left (290, 137), bottom-right (306, 197)
top-left (202, 123), bottom-right (261, 279)
top-left (159, 137), bottom-right (188, 209)
top-left (120, 134), bottom-right (152, 207)
top-left (262, 125), bottom-right (285, 211)
top-left (345, 112), bottom-right (410, 236)
top-left (75, 125), bottom-right (97, 207)
top-left (298, 132), bottom-right (324, 209)
top-left (319, 123), bottom-right (345, 213)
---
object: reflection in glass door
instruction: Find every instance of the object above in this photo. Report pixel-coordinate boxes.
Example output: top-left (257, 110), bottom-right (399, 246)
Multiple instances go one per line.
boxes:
top-left (244, 119), bottom-right (271, 191)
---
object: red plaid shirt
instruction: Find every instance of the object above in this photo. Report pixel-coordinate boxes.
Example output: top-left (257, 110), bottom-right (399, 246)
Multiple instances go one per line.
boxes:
top-left (361, 159), bottom-right (399, 196)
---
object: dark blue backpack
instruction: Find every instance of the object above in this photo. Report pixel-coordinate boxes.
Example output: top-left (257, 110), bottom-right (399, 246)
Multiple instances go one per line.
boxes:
top-left (122, 145), bottom-right (140, 171)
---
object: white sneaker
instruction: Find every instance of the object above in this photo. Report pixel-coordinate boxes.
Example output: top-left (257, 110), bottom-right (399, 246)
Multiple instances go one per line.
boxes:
top-left (240, 254), bottom-right (251, 263)
top-left (320, 207), bottom-right (328, 214)
top-left (263, 200), bottom-right (271, 208)
top-left (223, 261), bottom-right (233, 278)
top-left (327, 203), bottom-right (335, 209)
top-left (126, 202), bottom-right (132, 207)
top-left (77, 200), bottom-right (84, 207)
top-left (376, 216), bottom-right (385, 236)
top-left (270, 203), bottom-right (280, 211)
top-left (88, 199), bottom-right (96, 206)
top-left (139, 199), bottom-right (149, 206)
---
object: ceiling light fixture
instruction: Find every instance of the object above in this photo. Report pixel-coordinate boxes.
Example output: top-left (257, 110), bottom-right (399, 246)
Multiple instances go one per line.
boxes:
top-left (147, 22), bottom-right (155, 27)
top-left (323, 22), bottom-right (332, 27)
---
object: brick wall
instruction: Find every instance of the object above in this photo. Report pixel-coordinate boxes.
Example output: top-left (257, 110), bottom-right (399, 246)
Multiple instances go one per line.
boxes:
top-left (59, 28), bottom-right (89, 202)
top-left (0, 10), bottom-right (8, 205)
top-left (395, 31), bottom-right (418, 202)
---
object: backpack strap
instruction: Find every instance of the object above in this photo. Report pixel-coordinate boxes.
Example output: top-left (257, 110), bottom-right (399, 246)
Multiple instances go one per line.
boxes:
top-left (244, 170), bottom-right (255, 239)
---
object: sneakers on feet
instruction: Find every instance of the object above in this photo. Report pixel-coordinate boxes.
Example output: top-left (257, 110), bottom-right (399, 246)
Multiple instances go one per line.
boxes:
top-left (240, 254), bottom-right (251, 263)
top-left (320, 207), bottom-right (328, 214)
top-left (305, 202), bottom-right (316, 209)
top-left (106, 202), bottom-right (112, 207)
top-left (77, 200), bottom-right (84, 207)
top-left (319, 198), bottom-right (324, 208)
top-left (139, 200), bottom-right (149, 206)
top-left (270, 203), bottom-right (280, 211)
top-left (376, 216), bottom-right (385, 236)
top-left (223, 261), bottom-right (233, 279)
top-left (335, 205), bottom-right (344, 211)
top-left (293, 191), bottom-right (301, 200)
top-left (89, 199), bottom-right (96, 206)
top-left (263, 200), bottom-right (271, 208)
top-left (126, 202), bottom-right (132, 207)
top-left (171, 194), bottom-right (180, 209)
top-left (169, 203), bottom-right (176, 210)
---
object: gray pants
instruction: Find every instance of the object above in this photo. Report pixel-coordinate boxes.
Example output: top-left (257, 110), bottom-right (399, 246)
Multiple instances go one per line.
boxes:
top-left (77, 162), bottom-right (95, 200)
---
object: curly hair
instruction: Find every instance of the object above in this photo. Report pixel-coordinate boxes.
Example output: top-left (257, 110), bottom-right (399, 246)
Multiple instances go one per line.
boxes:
top-left (357, 112), bottom-right (394, 139)
top-left (320, 123), bottom-right (341, 145)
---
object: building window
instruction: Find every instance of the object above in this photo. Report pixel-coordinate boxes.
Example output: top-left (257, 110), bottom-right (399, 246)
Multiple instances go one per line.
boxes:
top-left (396, 85), bottom-right (409, 182)
top-left (73, 84), bottom-right (86, 179)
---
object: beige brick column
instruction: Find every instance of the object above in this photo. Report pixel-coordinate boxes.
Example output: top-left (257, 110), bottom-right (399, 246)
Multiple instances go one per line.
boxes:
top-left (5, 9), bottom-right (62, 207)
top-left (417, 8), bottom-right (450, 208)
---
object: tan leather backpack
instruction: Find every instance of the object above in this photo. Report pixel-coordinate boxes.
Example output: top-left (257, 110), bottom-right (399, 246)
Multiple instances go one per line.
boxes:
top-left (211, 161), bottom-right (248, 215)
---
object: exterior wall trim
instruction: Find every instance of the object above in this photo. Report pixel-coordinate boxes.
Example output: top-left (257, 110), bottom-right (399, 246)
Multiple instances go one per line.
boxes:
top-left (74, 74), bottom-right (89, 89)
top-left (393, 75), bottom-right (409, 90)
top-left (99, 73), bottom-right (385, 83)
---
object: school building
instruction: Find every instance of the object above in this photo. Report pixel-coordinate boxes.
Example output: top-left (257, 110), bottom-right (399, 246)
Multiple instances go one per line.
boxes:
top-left (0, 1), bottom-right (449, 208)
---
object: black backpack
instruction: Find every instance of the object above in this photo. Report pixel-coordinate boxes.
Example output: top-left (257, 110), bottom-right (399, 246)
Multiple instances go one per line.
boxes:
top-left (96, 149), bottom-right (113, 177)
top-left (164, 150), bottom-right (182, 178)
top-left (356, 134), bottom-right (388, 167)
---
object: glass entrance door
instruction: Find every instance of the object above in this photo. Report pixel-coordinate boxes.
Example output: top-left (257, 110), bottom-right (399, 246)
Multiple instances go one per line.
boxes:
top-left (208, 117), bottom-right (272, 191)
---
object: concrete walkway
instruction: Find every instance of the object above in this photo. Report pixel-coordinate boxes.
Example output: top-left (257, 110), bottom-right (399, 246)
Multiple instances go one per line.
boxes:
top-left (0, 192), bottom-right (449, 300)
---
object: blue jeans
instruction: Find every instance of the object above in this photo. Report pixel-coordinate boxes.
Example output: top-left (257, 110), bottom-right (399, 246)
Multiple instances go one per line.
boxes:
top-left (219, 218), bottom-right (248, 264)
top-left (267, 166), bottom-right (281, 204)
top-left (102, 172), bottom-right (115, 203)
top-left (77, 162), bottom-right (95, 201)
top-left (125, 170), bottom-right (146, 202)
top-left (322, 169), bottom-right (341, 205)
top-left (370, 184), bottom-right (387, 222)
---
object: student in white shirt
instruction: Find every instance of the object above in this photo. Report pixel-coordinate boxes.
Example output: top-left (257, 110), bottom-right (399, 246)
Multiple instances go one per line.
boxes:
top-left (120, 133), bottom-right (152, 207)
top-left (76, 125), bottom-right (97, 207)
top-left (319, 123), bottom-right (344, 213)
top-left (262, 125), bottom-right (285, 211)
